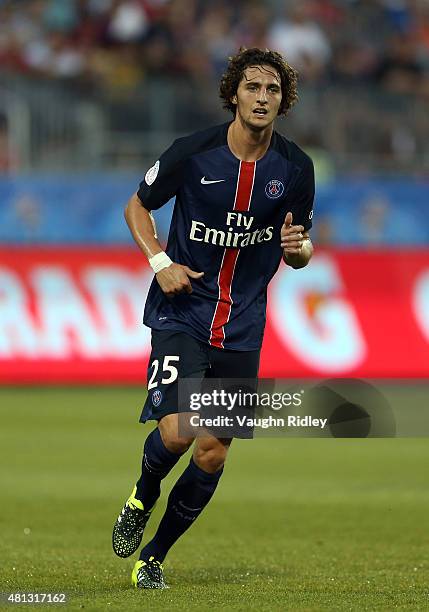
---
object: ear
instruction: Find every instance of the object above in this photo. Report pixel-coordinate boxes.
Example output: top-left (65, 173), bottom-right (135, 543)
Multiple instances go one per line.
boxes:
top-left (231, 95), bottom-right (237, 105)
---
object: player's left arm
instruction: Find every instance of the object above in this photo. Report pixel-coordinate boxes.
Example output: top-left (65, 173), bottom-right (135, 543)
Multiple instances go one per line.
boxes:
top-left (281, 155), bottom-right (315, 269)
top-left (281, 212), bottom-right (313, 269)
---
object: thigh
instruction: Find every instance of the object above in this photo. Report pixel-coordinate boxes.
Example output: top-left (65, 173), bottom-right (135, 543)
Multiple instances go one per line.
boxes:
top-left (140, 330), bottom-right (209, 423)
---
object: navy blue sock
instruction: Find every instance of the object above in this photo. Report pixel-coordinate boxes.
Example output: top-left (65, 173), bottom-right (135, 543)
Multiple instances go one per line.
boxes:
top-left (139, 458), bottom-right (223, 562)
top-left (135, 428), bottom-right (183, 511)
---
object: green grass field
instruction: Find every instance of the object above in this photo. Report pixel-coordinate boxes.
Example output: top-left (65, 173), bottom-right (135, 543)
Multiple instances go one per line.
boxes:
top-left (1, 388), bottom-right (428, 611)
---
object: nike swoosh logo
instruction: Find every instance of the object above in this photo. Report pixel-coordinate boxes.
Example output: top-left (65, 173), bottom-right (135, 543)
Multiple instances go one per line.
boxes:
top-left (201, 176), bottom-right (226, 185)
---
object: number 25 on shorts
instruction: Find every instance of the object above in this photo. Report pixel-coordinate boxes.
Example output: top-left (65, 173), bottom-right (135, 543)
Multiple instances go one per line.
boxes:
top-left (148, 355), bottom-right (180, 390)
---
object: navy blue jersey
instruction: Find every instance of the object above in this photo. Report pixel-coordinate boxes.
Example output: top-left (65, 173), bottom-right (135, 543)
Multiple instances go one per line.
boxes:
top-left (137, 122), bottom-right (314, 351)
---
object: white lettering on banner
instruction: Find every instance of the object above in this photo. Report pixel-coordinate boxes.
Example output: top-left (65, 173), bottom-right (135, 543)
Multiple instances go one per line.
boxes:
top-left (0, 264), bottom-right (153, 359)
top-left (271, 255), bottom-right (366, 372)
top-left (83, 267), bottom-right (151, 357)
top-left (31, 267), bottom-right (102, 357)
top-left (0, 267), bottom-right (39, 357)
top-left (413, 268), bottom-right (429, 343)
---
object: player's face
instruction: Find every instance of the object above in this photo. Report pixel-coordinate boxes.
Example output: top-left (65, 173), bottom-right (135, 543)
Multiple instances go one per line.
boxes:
top-left (232, 65), bottom-right (282, 131)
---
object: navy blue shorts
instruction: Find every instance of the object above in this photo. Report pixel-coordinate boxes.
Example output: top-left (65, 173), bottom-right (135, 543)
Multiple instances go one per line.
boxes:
top-left (140, 330), bottom-right (260, 423)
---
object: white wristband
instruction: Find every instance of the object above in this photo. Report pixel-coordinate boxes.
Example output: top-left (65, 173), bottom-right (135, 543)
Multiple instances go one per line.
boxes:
top-left (149, 251), bottom-right (173, 273)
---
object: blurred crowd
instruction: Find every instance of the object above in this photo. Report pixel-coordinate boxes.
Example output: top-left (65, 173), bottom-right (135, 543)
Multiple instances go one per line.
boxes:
top-left (1, 0), bottom-right (429, 97)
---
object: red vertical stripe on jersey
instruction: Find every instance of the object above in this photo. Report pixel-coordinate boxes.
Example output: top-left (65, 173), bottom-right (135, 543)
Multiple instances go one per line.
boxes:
top-left (210, 161), bottom-right (255, 348)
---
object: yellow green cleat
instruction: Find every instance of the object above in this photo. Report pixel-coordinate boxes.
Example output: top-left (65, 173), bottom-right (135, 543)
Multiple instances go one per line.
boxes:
top-left (131, 557), bottom-right (168, 589)
top-left (112, 486), bottom-right (155, 558)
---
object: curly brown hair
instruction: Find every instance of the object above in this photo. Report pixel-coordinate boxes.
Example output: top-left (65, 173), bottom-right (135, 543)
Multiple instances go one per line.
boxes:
top-left (219, 48), bottom-right (298, 116)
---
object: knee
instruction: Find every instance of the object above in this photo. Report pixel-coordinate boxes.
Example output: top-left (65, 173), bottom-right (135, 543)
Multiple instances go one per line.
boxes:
top-left (163, 434), bottom-right (193, 455)
top-left (194, 439), bottom-right (231, 473)
top-left (158, 415), bottom-right (194, 454)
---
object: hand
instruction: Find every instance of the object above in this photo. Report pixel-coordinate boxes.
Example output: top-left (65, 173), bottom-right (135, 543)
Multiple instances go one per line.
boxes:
top-left (281, 212), bottom-right (304, 254)
top-left (156, 263), bottom-right (204, 297)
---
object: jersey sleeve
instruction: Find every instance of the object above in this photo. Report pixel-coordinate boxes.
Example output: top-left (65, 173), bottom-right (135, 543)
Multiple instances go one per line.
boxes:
top-left (137, 138), bottom-right (187, 211)
top-left (290, 157), bottom-right (315, 232)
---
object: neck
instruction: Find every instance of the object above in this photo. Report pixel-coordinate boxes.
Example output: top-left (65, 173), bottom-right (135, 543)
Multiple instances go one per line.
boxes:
top-left (227, 115), bottom-right (274, 162)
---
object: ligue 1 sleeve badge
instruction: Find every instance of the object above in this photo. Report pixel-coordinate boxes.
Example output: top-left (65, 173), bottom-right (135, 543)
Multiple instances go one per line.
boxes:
top-left (145, 160), bottom-right (160, 186)
top-left (265, 179), bottom-right (284, 199)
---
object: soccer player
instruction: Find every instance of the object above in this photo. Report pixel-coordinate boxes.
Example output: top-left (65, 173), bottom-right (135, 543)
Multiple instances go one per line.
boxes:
top-left (112, 47), bottom-right (315, 589)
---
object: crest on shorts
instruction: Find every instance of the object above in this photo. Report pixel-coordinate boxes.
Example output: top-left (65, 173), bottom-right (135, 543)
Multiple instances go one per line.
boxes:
top-left (152, 389), bottom-right (163, 407)
top-left (145, 160), bottom-right (160, 186)
top-left (265, 179), bottom-right (284, 199)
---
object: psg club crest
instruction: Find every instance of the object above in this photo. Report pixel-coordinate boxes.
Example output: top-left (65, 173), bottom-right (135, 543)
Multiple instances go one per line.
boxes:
top-left (152, 389), bottom-right (163, 407)
top-left (265, 179), bottom-right (284, 199)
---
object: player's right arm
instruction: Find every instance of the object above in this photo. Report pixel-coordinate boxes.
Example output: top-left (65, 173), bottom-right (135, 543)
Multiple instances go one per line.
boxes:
top-left (125, 192), bottom-right (203, 298)
top-left (127, 136), bottom-right (208, 296)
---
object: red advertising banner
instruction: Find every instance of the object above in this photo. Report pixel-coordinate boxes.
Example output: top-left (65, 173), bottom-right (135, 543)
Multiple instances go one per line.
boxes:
top-left (0, 247), bottom-right (428, 383)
